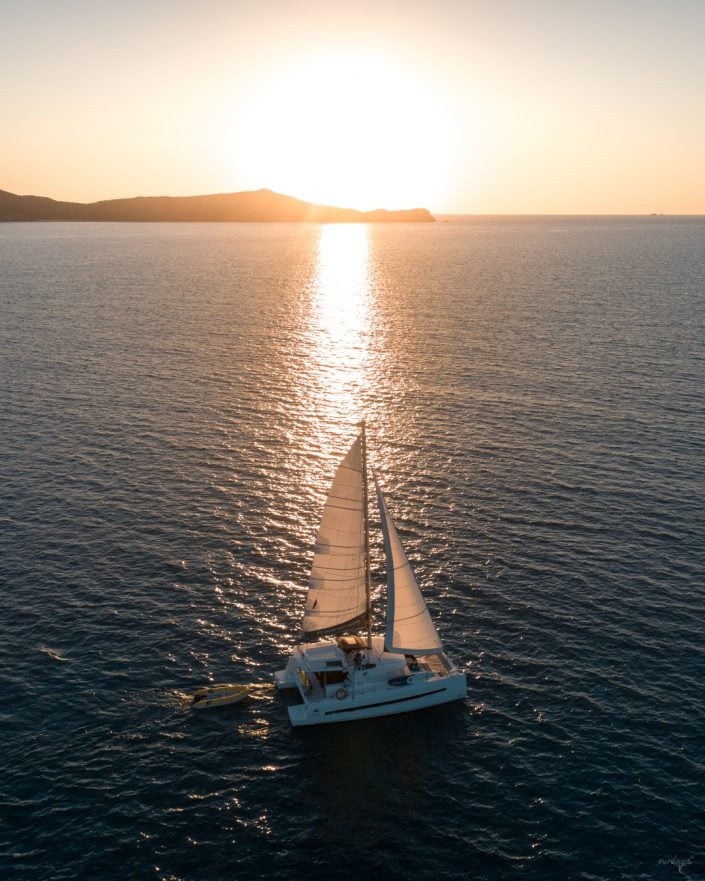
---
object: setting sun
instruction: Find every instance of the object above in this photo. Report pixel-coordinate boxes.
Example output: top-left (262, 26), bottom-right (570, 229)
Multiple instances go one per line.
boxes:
top-left (231, 54), bottom-right (453, 211)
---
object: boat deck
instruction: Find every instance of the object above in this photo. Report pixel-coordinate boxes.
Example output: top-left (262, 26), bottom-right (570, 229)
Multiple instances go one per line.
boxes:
top-left (419, 654), bottom-right (452, 675)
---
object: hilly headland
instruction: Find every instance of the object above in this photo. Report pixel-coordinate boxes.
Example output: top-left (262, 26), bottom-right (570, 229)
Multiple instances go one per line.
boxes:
top-left (0, 188), bottom-right (435, 223)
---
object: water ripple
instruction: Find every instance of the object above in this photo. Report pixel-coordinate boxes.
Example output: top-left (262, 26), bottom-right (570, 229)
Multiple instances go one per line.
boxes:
top-left (1, 219), bottom-right (703, 881)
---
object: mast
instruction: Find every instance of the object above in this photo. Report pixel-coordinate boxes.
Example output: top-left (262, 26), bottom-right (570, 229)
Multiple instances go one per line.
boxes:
top-left (359, 419), bottom-right (373, 650)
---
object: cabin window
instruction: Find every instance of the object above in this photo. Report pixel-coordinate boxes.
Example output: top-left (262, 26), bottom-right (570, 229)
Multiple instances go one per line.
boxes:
top-left (321, 671), bottom-right (347, 686)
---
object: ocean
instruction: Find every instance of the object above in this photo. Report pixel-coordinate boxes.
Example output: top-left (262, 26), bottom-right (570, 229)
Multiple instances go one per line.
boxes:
top-left (1, 217), bottom-right (703, 881)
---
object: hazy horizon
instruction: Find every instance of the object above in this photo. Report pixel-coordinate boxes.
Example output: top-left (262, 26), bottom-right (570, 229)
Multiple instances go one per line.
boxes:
top-left (4, 184), bottom-right (705, 217)
top-left (3, 0), bottom-right (704, 214)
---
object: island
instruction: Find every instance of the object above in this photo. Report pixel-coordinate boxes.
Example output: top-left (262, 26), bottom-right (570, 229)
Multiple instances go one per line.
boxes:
top-left (0, 188), bottom-right (434, 223)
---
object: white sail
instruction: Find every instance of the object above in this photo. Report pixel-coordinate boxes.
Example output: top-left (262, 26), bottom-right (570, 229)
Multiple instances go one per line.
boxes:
top-left (375, 479), bottom-right (444, 655)
top-left (303, 436), bottom-right (367, 637)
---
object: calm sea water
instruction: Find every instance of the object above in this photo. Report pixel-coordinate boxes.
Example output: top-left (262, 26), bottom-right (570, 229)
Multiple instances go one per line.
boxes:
top-left (1, 218), bottom-right (703, 881)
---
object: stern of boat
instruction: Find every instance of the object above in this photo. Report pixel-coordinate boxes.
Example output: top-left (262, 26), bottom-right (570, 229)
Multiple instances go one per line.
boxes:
top-left (274, 654), bottom-right (300, 690)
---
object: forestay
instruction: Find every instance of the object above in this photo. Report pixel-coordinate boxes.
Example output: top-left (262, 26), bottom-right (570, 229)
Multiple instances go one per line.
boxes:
top-left (303, 436), bottom-right (367, 637)
top-left (375, 479), bottom-right (444, 655)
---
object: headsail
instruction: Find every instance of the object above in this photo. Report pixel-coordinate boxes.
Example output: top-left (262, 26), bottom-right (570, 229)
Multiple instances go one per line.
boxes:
top-left (375, 477), bottom-right (444, 655)
top-left (303, 436), bottom-right (368, 638)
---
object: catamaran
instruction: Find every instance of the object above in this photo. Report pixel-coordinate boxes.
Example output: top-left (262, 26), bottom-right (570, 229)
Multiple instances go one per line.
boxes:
top-left (275, 422), bottom-right (466, 726)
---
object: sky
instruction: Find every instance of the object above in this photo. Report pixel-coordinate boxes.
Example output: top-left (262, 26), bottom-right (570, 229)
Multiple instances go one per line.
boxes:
top-left (2, 0), bottom-right (704, 213)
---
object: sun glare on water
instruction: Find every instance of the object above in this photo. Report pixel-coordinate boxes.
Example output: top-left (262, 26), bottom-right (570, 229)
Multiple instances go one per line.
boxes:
top-left (233, 54), bottom-right (452, 211)
top-left (302, 224), bottom-right (372, 430)
top-left (286, 222), bottom-right (378, 473)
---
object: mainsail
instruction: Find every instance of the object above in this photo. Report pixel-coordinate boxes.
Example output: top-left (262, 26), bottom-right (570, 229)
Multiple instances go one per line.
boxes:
top-left (303, 436), bottom-right (368, 638)
top-left (375, 478), bottom-right (444, 655)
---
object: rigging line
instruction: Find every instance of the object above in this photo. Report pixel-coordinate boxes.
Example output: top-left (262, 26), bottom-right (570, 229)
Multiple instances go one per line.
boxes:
top-left (360, 419), bottom-right (373, 650)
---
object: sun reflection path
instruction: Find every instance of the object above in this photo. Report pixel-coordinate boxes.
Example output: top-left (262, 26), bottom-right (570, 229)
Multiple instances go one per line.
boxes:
top-left (273, 223), bottom-right (382, 632)
top-left (303, 224), bottom-right (374, 446)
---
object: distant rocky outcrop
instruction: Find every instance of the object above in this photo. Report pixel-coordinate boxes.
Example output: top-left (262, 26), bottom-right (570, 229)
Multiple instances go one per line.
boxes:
top-left (0, 188), bottom-right (435, 223)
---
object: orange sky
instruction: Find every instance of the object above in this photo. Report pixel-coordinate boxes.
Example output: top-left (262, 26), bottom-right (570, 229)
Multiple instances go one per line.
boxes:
top-left (2, 0), bottom-right (704, 213)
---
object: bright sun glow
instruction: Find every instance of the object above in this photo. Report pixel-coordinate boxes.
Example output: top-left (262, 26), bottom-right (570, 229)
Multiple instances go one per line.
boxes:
top-left (233, 54), bottom-right (452, 211)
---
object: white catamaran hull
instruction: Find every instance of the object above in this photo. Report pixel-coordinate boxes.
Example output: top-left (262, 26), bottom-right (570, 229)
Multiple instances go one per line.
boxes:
top-left (276, 636), bottom-right (467, 727)
top-left (287, 673), bottom-right (467, 726)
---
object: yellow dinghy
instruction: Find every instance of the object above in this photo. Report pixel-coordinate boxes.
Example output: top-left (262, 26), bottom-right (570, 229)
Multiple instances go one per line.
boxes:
top-left (191, 683), bottom-right (249, 709)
